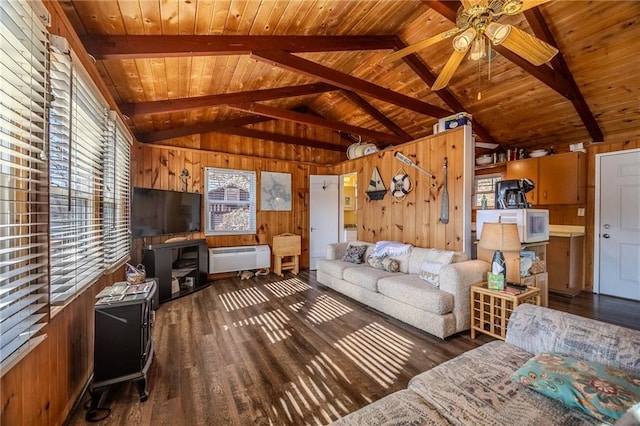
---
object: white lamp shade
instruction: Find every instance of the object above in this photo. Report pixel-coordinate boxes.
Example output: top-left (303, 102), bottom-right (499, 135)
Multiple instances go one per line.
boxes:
top-left (478, 222), bottom-right (521, 252)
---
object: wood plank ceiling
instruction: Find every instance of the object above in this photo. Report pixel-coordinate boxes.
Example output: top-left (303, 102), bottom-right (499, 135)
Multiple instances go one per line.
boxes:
top-left (60, 0), bottom-right (640, 156)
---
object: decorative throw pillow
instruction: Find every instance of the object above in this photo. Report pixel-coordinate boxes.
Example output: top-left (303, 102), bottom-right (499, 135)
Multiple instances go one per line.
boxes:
top-left (424, 248), bottom-right (455, 266)
top-left (419, 260), bottom-right (445, 287)
top-left (367, 255), bottom-right (400, 272)
top-left (342, 244), bottom-right (368, 264)
top-left (512, 353), bottom-right (640, 423)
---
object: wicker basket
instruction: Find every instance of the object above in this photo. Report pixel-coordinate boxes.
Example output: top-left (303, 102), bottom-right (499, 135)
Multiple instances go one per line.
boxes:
top-left (126, 263), bottom-right (146, 284)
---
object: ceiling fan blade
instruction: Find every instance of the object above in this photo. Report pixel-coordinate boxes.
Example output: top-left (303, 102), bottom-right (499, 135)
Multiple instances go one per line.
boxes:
top-left (432, 50), bottom-right (467, 91)
top-left (382, 28), bottom-right (463, 63)
top-left (486, 23), bottom-right (558, 66)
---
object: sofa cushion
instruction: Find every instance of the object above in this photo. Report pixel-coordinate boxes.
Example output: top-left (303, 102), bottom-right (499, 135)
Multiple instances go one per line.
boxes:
top-left (512, 353), bottom-right (640, 423)
top-left (316, 259), bottom-right (368, 280)
top-left (409, 341), bottom-right (598, 425)
top-left (408, 248), bottom-right (455, 275)
top-left (377, 274), bottom-right (454, 315)
top-left (367, 255), bottom-right (400, 272)
top-left (342, 244), bottom-right (368, 263)
top-left (331, 389), bottom-right (453, 426)
top-left (419, 261), bottom-right (447, 287)
top-left (342, 266), bottom-right (397, 292)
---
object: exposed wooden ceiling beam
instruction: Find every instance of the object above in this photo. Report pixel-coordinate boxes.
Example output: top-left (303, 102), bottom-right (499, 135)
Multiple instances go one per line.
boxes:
top-left (136, 115), bottom-right (272, 143)
top-left (524, 8), bottom-right (603, 141)
top-left (424, 0), bottom-right (575, 98)
top-left (229, 102), bottom-right (409, 144)
top-left (81, 35), bottom-right (399, 60)
top-left (421, 0), bottom-right (458, 22)
top-left (119, 83), bottom-right (337, 117)
top-left (250, 50), bottom-right (453, 118)
top-left (214, 127), bottom-right (347, 152)
top-left (340, 91), bottom-right (414, 140)
top-left (394, 39), bottom-right (496, 144)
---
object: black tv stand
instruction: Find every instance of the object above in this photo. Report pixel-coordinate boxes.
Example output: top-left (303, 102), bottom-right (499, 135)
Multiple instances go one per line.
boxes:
top-left (141, 238), bottom-right (209, 303)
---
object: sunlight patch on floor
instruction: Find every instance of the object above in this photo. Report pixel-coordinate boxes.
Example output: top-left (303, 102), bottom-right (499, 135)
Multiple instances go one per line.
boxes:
top-left (264, 277), bottom-right (311, 298)
top-left (289, 294), bottom-right (353, 324)
top-left (333, 322), bottom-right (415, 388)
top-left (231, 309), bottom-right (291, 343)
top-left (219, 286), bottom-right (269, 311)
top-left (268, 353), bottom-right (354, 425)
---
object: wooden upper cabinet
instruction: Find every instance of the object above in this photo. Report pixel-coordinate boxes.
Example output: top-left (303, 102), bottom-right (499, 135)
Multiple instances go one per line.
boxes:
top-left (537, 152), bottom-right (586, 204)
top-left (505, 157), bottom-right (539, 205)
top-left (506, 152), bottom-right (586, 205)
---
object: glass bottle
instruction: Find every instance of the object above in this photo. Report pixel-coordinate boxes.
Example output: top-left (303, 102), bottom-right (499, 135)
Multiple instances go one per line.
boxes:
top-left (491, 250), bottom-right (506, 288)
top-left (481, 194), bottom-right (488, 210)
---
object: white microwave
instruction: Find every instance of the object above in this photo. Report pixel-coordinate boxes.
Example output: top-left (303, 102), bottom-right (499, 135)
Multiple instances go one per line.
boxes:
top-left (477, 209), bottom-right (549, 243)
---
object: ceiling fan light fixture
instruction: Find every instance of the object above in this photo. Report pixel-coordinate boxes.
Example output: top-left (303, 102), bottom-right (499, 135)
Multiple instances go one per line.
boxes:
top-left (452, 28), bottom-right (477, 52)
top-left (469, 37), bottom-right (487, 61)
top-left (485, 22), bottom-right (511, 45)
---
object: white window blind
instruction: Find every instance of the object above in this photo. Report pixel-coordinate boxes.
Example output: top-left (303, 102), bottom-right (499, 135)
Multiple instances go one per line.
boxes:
top-left (205, 167), bottom-right (256, 235)
top-left (49, 42), bottom-right (107, 305)
top-left (104, 112), bottom-right (131, 267)
top-left (0, 1), bottom-right (50, 368)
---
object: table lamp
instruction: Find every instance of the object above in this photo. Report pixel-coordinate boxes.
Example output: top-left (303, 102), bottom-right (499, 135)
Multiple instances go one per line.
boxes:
top-left (478, 222), bottom-right (521, 290)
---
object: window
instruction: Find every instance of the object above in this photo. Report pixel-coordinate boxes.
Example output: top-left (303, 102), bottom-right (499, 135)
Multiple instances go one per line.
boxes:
top-left (205, 167), bottom-right (256, 235)
top-left (103, 112), bottom-right (131, 267)
top-left (474, 173), bottom-right (504, 209)
top-left (0, 0), bottom-right (50, 368)
top-left (49, 40), bottom-right (108, 305)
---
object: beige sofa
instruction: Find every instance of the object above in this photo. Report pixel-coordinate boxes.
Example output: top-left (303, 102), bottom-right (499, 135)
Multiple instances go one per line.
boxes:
top-left (315, 241), bottom-right (490, 339)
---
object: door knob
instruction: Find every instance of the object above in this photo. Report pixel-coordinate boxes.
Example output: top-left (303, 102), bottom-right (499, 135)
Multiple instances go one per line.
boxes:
top-left (602, 233), bottom-right (610, 239)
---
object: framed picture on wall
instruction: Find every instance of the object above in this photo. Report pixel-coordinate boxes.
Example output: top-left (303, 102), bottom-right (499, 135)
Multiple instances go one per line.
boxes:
top-left (260, 171), bottom-right (292, 211)
top-left (344, 195), bottom-right (354, 210)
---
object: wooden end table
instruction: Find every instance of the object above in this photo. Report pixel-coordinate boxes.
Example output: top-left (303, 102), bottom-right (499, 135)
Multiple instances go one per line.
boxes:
top-left (470, 282), bottom-right (541, 340)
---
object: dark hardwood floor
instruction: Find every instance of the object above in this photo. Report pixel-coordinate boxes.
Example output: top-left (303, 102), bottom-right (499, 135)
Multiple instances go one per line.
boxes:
top-left (67, 271), bottom-right (640, 425)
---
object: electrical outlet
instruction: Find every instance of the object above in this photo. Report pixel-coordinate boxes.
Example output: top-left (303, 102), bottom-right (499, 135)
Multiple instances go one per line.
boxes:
top-left (578, 207), bottom-right (585, 217)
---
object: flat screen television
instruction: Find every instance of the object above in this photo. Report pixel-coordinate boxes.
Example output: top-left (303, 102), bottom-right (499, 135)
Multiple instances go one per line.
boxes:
top-left (131, 187), bottom-right (201, 237)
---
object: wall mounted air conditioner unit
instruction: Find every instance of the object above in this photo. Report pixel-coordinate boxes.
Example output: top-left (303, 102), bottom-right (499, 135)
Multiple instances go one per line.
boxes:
top-left (209, 245), bottom-right (271, 274)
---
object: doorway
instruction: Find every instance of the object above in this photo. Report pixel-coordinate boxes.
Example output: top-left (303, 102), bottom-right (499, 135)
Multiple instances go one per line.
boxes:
top-left (341, 173), bottom-right (358, 243)
top-left (309, 175), bottom-right (339, 270)
top-left (594, 149), bottom-right (640, 301)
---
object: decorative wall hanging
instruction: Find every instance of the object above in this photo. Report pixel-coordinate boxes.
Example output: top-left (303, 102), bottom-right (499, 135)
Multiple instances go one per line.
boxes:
top-left (394, 151), bottom-right (437, 187)
top-left (390, 168), bottom-right (412, 202)
top-left (366, 167), bottom-right (387, 200)
top-left (260, 171), bottom-right (292, 211)
top-left (441, 157), bottom-right (449, 224)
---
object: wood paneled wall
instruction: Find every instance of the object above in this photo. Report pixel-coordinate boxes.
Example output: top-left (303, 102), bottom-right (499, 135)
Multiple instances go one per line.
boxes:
top-left (131, 142), bottom-right (331, 268)
top-left (151, 123), bottom-right (347, 165)
top-left (132, 127), bottom-right (470, 268)
top-left (332, 128), bottom-right (469, 251)
top-left (0, 266), bottom-right (125, 426)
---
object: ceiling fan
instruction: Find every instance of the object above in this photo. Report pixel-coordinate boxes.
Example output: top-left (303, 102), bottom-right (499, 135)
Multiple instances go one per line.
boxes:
top-left (384, 0), bottom-right (559, 91)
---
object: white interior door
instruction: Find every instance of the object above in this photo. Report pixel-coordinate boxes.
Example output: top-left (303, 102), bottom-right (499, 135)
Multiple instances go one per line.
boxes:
top-left (597, 149), bottom-right (640, 300)
top-left (310, 175), bottom-right (339, 270)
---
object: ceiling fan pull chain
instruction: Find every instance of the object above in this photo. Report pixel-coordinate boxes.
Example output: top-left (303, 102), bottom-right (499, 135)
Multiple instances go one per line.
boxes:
top-left (477, 54), bottom-right (482, 100)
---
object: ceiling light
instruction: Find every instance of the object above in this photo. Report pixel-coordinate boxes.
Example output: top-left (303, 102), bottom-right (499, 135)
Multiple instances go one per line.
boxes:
top-left (485, 22), bottom-right (511, 45)
top-left (452, 28), bottom-right (477, 52)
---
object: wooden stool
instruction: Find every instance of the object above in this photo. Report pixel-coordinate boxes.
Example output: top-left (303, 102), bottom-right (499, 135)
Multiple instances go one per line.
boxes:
top-left (273, 233), bottom-right (301, 277)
